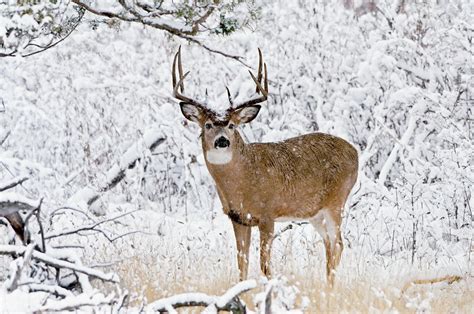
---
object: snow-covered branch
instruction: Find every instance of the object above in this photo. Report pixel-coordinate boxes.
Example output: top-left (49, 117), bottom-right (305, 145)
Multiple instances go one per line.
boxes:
top-left (0, 245), bottom-right (119, 283)
top-left (377, 100), bottom-right (426, 186)
top-left (69, 129), bottom-right (165, 213)
top-left (36, 293), bottom-right (116, 312)
top-left (148, 280), bottom-right (257, 312)
top-left (0, 176), bottom-right (29, 192)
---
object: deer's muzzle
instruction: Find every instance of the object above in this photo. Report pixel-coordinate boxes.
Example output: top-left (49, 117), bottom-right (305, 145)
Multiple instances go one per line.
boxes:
top-left (215, 136), bottom-right (230, 149)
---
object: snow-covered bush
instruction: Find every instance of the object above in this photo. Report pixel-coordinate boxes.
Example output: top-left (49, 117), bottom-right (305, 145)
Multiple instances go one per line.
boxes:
top-left (0, 0), bottom-right (472, 311)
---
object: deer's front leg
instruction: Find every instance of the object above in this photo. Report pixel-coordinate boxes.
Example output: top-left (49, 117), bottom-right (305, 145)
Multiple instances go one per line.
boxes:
top-left (231, 220), bottom-right (251, 281)
top-left (258, 221), bottom-right (274, 277)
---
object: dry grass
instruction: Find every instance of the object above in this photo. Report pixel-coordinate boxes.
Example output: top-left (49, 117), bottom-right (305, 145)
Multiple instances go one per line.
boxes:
top-left (113, 253), bottom-right (473, 313)
top-left (115, 254), bottom-right (236, 307)
top-left (86, 222), bottom-right (472, 312)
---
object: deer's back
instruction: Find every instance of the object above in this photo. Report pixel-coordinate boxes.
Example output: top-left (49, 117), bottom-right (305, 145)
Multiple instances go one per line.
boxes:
top-left (248, 133), bottom-right (358, 179)
top-left (241, 132), bottom-right (358, 217)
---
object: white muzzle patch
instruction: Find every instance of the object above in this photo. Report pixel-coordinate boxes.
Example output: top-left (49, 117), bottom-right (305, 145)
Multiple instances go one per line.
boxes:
top-left (206, 148), bottom-right (233, 165)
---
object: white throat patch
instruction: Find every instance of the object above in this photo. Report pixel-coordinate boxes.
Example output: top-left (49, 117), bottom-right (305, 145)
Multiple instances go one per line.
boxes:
top-left (206, 148), bottom-right (233, 165)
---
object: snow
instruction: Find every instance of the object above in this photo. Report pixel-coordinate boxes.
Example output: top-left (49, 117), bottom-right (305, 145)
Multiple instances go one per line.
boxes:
top-left (36, 292), bottom-right (115, 312)
top-left (148, 292), bottom-right (215, 311)
top-left (147, 279), bottom-right (256, 311)
top-left (215, 279), bottom-right (256, 308)
top-left (0, 0), bottom-right (472, 312)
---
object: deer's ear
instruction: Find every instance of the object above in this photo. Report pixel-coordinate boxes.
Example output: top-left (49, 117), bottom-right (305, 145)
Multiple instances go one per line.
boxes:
top-left (180, 103), bottom-right (204, 123)
top-left (231, 105), bottom-right (261, 124)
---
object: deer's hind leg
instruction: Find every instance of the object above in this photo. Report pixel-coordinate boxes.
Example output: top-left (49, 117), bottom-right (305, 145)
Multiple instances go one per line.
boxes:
top-left (258, 221), bottom-right (274, 278)
top-left (310, 208), bottom-right (343, 287)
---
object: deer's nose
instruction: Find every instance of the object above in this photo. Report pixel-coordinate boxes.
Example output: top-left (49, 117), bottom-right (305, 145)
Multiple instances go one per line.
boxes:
top-left (215, 136), bottom-right (230, 149)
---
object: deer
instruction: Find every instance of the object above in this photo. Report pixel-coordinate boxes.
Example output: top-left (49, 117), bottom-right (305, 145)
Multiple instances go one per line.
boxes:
top-left (171, 47), bottom-right (359, 286)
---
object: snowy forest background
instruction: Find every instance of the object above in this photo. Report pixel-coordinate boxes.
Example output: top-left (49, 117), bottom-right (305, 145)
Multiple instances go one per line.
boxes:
top-left (0, 0), bottom-right (472, 312)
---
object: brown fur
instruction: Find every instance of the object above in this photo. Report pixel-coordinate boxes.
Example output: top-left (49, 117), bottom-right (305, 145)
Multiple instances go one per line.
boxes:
top-left (206, 132), bottom-right (358, 224)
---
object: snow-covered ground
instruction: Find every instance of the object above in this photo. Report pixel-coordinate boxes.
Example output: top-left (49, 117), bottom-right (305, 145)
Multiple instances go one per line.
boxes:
top-left (0, 0), bottom-right (472, 312)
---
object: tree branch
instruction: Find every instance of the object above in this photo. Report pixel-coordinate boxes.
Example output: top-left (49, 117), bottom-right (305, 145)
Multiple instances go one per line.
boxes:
top-left (37, 293), bottom-right (116, 311)
top-left (0, 176), bottom-right (29, 192)
top-left (70, 0), bottom-right (248, 65)
top-left (0, 131), bottom-right (11, 147)
top-left (45, 209), bottom-right (140, 240)
top-left (148, 280), bottom-right (256, 312)
top-left (0, 245), bottom-right (119, 283)
top-left (0, 8), bottom-right (84, 58)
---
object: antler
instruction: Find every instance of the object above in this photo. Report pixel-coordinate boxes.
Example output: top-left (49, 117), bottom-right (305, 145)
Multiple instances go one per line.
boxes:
top-left (226, 86), bottom-right (234, 107)
top-left (234, 48), bottom-right (268, 109)
top-left (172, 46), bottom-right (207, 108)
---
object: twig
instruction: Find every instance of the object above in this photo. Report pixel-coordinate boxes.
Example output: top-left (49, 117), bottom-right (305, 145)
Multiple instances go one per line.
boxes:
top-left (177, 33), bottom-right (250, 67)
top-left (48, 206), bottom-right (97, 224)
top-left (37, 293), bottom-right (116, 311)
top-left (0, 176), bottom-right (29, 192)
top-left (22, 198), bottom-right (45, 251)
top-left (45, 209), bottom-right (140, 240)
top-left (0, 50), bottom-right (16, 57)
top-left (1, 9), bottom-right (84, 58)
top-left (116, 291), bottom-right (130, 312)
top-left (0, 130), bottom-right (11, 146)
top-left (376, 100), bottom-right (425, 185)
top-left (395, 61), bottom-right (430, 83)
top-left (401, 275), bottom-right (462, 293)
top-left (71, 0), bottom-right (123, 19)
top-left (375, 6), bottom-right (394, 29)
top-left (36, 202), bottom-right (46, 253)
top-left (27, 283), bottom-right (74, 298)
top-left (273, 221), bottom-right (310, 240)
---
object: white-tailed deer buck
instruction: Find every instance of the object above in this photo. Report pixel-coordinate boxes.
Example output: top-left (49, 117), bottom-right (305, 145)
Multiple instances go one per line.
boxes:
top-left (172, 47), bottom-right (358, 286)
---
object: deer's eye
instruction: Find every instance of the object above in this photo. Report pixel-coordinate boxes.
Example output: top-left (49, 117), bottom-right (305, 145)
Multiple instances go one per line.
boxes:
top-left (228, 123), bottom-right (235, 130)
top-left (205, 123), bottom-right (213, 130)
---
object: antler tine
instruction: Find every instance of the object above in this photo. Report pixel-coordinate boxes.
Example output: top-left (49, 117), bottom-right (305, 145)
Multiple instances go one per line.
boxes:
top-left (226, 86), bottom-right (234, 107)
top-left (172, 49), bottom-right (178, 90)
top-left (264, 62), bottom-right (268, 92)
top-left (256, 48), bottom-right (263, 94)
top-left (171, 47), bottom-right (207, 108)
top-left (233, 49), bottom-right (269, 109)
top-left (173, 71), bottom-right (191, 99)
top-left (248, 69), bottom-right (267, 97)
top-left (177, 46), bottom-right (184, 93)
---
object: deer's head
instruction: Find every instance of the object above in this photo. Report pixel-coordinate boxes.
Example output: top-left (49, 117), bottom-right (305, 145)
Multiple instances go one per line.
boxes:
top-left (172, 47), bottom-right (268, 165)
